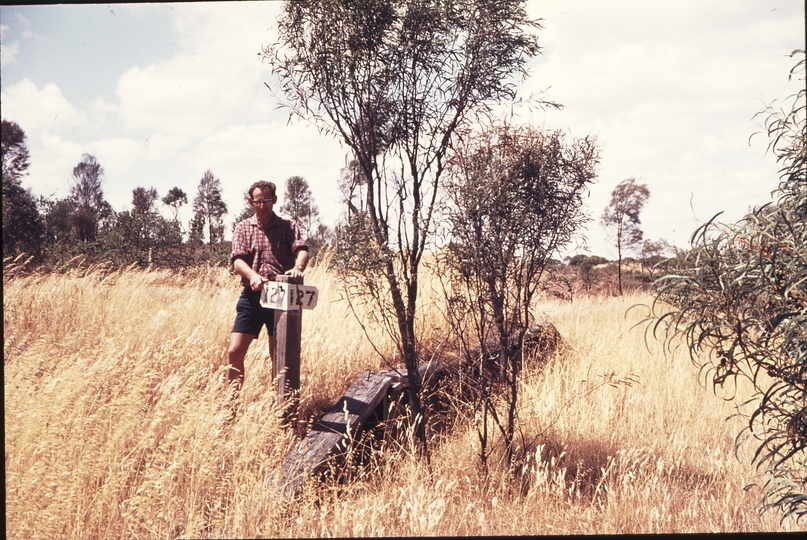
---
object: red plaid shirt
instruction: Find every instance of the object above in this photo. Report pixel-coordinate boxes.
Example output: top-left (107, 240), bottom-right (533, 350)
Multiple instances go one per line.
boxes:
top-left (230, 213), bottom-right (308, 286)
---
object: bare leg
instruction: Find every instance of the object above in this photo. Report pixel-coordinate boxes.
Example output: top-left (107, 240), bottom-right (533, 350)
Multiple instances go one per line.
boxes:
top-left (226, 332), bottom-right (255, 387)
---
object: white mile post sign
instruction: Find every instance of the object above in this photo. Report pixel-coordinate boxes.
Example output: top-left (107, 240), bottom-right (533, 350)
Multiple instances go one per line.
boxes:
top-left (261, 281), bottom-right (319, 311)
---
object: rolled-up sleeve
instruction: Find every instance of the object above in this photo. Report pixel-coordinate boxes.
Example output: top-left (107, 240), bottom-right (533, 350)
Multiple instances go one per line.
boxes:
top-left (290, 221), bottom-right (309, 255)
top-left (230, 221), bottom-right (252, 268)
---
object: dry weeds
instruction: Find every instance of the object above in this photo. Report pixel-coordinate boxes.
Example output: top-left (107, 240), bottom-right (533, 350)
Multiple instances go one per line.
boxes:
top-left (4, 262), bottom-right (801, 537)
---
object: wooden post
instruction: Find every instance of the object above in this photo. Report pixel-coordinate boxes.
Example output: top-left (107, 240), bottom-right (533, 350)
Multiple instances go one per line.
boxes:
top-left (274, 274), bottom-right (303, 408)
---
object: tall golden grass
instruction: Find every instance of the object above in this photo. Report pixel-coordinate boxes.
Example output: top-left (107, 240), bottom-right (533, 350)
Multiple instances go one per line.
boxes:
top-left (4, 260), bottom-right (801, 537)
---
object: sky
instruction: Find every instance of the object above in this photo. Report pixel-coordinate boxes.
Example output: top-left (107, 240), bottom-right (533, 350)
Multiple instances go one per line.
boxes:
top-left (1, 0), bottom-right (804, 258)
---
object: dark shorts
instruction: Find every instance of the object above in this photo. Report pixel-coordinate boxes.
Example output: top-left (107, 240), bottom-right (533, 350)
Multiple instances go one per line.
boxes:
top-left (232, 287), bottom-right (276, 337)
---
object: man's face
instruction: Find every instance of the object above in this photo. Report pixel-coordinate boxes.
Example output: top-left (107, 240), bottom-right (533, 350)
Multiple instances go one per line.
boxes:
top-left (249, 187), bottom-right (276, 219)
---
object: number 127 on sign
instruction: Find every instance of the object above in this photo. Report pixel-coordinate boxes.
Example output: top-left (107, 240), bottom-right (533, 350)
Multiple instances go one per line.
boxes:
top-left (261, 282), bottom-right (319, 310)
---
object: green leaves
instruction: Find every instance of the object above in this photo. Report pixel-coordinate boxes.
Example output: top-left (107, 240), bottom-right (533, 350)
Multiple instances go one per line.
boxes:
top-left (649, 51), bottom-right (806, 522)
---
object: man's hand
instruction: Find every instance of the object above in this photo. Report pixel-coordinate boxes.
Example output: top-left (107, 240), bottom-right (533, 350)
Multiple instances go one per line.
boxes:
top-left (249, 273), bottom-right (267, 292)
top-left (285, 265), bottom-right (305, 280)
top-left (285, 250), bottom-right (309, 281)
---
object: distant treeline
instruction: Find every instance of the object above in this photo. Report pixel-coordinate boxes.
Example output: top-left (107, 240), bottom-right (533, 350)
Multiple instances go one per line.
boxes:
top-left (2, 120), bottom-right (334, 271)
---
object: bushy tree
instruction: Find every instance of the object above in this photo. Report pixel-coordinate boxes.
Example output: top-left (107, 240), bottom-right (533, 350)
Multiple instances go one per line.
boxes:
top-left (188, 212), bottom-right (206, 248)
top-left (568, 254), bottom-right (609, 267)
top-left (279, 175), bottom-right (334, 263)
top-left (568, 254), bottom-right (610, 293)
top-left (36, 154), bottom-right (113, 262)
top-left (649, 50), bottom-right (806, 521)
top-left (162, 186), bottom-right (188, 222)
top-left (601, 177), bottom-right (650, 294)
top-left (68, 154), bottom-right (113, 243)
top-left (102, 209), bottom-right (183, 268)
top-left (2, 120), bottom-right (44, 259)
top-left (193, 170), bottom-right (228, 247)
top-left (639, 238), bottom-right (673, 281)
top-left (440, 123), bottom-right (599, 466)
top-left (102, 186), bottom-right (184, 267)
top-left (231, 199), bottom-right (255, 233)
top-left (132, 186), bottom-right (159, 215)
top-left (280, 175), bottom-right (320, 239)
top-left (1, 119), bottom-right (30, 182)
top-left (266, 0), bottom-right (545, 452)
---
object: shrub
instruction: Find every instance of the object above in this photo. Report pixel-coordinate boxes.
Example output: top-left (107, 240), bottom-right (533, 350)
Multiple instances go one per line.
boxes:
top-left (648, 50), bottom-right (806, 521)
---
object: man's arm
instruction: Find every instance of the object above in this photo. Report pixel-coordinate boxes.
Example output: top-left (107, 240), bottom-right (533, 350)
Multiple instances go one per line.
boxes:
top-left (285, 249), bottom-right (309, 280)
top-left (233, 258), bottom-right (265, 291)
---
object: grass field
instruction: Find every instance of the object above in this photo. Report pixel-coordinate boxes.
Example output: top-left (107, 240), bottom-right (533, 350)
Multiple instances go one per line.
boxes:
top-left (4, 260), bottom-right (802, 537)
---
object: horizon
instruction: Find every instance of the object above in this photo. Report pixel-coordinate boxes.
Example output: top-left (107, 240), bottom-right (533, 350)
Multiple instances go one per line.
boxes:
top-left (1, 0), bottom-right (803, 258)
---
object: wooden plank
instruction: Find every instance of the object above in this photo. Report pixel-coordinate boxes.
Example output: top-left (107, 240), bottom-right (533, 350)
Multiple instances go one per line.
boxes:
top-left (277, 363), bottom-right (449, 499)
top-left (279, 370), bottom-right (393, 498)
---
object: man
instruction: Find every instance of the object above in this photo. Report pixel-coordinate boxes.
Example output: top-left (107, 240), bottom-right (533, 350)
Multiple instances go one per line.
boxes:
top-left (226, 180), bottom-right (309, 387)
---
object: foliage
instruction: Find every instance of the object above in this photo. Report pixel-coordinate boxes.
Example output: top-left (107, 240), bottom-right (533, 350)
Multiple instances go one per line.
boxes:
top-left (438, 123), bottom-right (599, 466)
top-left (266, 0), bottom-right (545, 452)
top-left (639, 238), bottom-right (674, 281)
top-left (280, 175), bottom-right (334, 263)
top-left (568, 254), bottom-right (609, 267)
top-left (230, 200), bottom-right (255, 233)
top-left (280, 175), bottom-right (320, 240)
top-left (0, 120), bottom-right (225, 270)
top-left (188, 211), bottom-right (206, 248)
top-left (601, 177), bottom-right (650, 294)
top-left (2, 120), bottom-right (44, 260)
top-left (648, 50), bottom-right (806, 521)
top-left (192, 170), bottom-right (228, 247)
top-left (92, 186), bottom-right (185, 267)
top-left (568, 254), bottom-right (610, 293)
top-left (35, 153), bottom-right (116, 257)
top-left (2, 178), bottom-right (44, 260)
top-left (1, 119), bottom-right (30, 182)
top-left (68, 154), bottom-right (114, 243)
top-left (132, 186), bottom-right (159, 215)
top-left (162, 186), bottom-right (188, 222)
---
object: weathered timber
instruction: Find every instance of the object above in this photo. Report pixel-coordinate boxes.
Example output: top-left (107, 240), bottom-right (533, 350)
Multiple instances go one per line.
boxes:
top-left (274, 275), bottom-right (303, 407)
top-left (278, 361), bottom-right (448, 499)
top-left (279, 370), bottom-right (395, 498)
top-left (276, 326), bottom-right (568, 499)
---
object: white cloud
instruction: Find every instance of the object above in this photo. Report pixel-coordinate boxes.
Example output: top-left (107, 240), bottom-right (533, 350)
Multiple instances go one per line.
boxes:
top-left (1, 38), bottom-right (19, 65)
top-left (15, 11), bottom-right (33, 39)
top-left (1, 79), bottom-right (94, 196)
top-left (177, 121), bottom-right (347, 225)
top-left (521, 0), bottom-right (802, 256)
top-left (0, 13), bottom-right (35, 66)
top-left (2, 0), bottom-right (802, 253)
top-left (114, 2), bottom-right (279, 137)
top-left (106, 1), bottom-right (345, 225)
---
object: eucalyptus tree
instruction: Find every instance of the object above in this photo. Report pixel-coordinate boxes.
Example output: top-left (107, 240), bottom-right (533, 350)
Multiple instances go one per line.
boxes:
top-left (69, 154), bottom-right (113, 243)
top-left (440, 123), bottom-right (599, 466)
top-left (265, 0), bottom-right (544, 452)
top-left (193, 170), bottom-right (228, 247)
top-left (2, 119), bottom-right (44, 259)
top-left (1, 119), bottom-right (30, 183)
top-left (601, 177), bottom-right (650, 295)
top-left (162, 187), bottom-right (188, 222)
top-left (280, 175), bottom-right (320, 240)
top-left (132, 186), bottom-right (159, 216)
top-left (649, 50), bottom-right (806, 521)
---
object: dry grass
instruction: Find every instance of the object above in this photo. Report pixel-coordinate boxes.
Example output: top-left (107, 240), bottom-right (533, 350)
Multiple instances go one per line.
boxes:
top-left (4, 262), bottom-right (802, 537)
